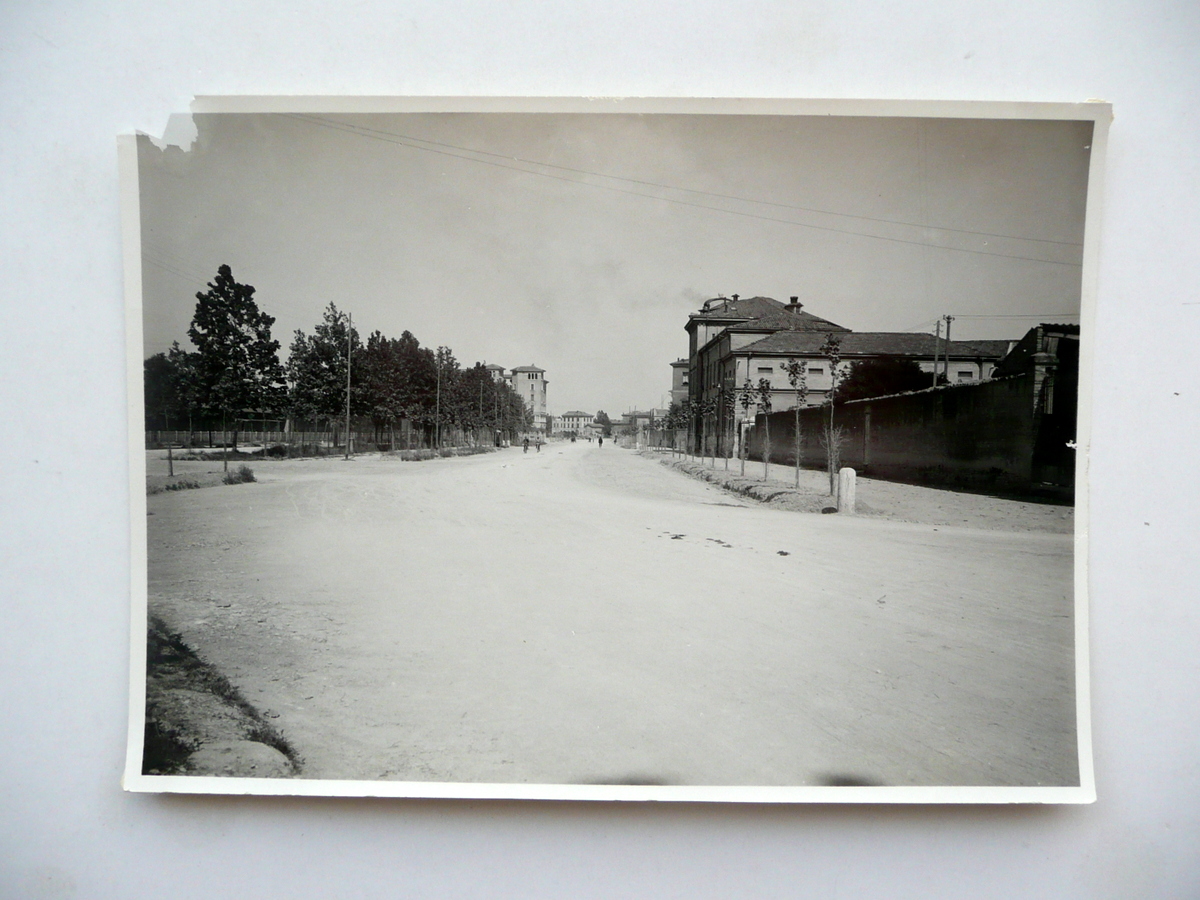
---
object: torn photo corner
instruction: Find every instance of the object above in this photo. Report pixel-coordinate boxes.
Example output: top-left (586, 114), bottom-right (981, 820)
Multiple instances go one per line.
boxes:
top-left (122, 96), bottom-right (1109, 803)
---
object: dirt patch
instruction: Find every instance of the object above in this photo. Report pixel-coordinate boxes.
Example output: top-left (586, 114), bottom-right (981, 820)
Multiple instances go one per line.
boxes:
top-left (651, 452), bottom-right (1073, 533)
top-left (143, 615), bottom-right (300, 777)
top-left (656, 458), bottom-right (831, 514)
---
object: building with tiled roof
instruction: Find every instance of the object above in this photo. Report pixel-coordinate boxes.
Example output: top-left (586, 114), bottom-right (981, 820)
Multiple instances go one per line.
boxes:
top-left (679, 293), bottom-right (1017, 458)
top-left (738, 331), bottom-right (1013, 361)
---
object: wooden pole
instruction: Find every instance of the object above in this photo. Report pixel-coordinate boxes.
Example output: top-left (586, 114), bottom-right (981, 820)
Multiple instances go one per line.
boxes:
top-left (942, 315), bottom-right (955, 382)
top-left (932, 318), bottom-right (942, 388)
top-left (344, 312), bottom-right (353, 460)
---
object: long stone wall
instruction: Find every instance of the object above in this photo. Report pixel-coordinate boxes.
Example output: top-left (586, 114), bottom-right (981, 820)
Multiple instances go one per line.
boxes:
top-left (745, 374), bottom-right (1064, 494)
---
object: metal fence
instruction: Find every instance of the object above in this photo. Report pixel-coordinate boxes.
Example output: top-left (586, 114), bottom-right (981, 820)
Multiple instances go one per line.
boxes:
top-left (145, 423), bottom-right (511, 454)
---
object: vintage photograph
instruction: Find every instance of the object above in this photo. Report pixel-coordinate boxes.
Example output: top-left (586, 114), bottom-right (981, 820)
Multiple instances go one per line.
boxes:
top-left (125, 99), bottom-right (1104, 801)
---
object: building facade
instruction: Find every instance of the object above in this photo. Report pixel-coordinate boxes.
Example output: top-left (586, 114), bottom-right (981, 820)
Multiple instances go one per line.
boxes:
top-left (683, 294), bottom-right (1014, 456)
top-left (557, 411), bottom-right (594, 435)
top-left (669, 359), bottom-right (690, 405)
top-left (509, 364), bottom-right (549, 433)
top-left (483, 362), bottom-right (551, 433)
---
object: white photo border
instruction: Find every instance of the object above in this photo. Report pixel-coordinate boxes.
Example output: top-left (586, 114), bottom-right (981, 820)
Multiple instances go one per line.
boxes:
top-left (123, 96), bottom-right (1110, 804)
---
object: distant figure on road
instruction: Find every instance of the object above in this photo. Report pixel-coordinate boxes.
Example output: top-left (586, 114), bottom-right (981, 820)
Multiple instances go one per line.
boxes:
top-left (523, 437), bottom-right (529, 453)
top-left (598, 436), bottom-right (603, 447)
top-left (535, 437), bottom-right (542, 453)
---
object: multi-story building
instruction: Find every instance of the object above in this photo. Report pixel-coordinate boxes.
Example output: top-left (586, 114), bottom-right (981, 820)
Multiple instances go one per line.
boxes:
top-left (484, 363), bottom-right (551, 433)
top-left (557, 411), bottom-right (594, 435)
top-left (669, 359), bottom-right (690, 405)
top-left (683, 294), bottom-right (1014, 455)
top-left (509, 364), bottom-right (549, 432)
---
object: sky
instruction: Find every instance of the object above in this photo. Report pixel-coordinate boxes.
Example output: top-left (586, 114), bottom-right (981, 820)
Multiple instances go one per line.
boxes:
top-left (138, 111), bottom-right (1092, 415)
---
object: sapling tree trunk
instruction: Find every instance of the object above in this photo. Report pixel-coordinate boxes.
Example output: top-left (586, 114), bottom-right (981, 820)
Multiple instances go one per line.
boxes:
top-left (763, 417), bottom-right (772, 482)
top-left (794, 404), bottom-right (802, 488)
top-left (756, 377), bottom-right (773, 481)
top-left (818, 335), bottom-right (843, 495)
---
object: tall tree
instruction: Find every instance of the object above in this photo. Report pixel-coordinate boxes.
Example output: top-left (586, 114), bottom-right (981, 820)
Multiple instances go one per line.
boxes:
top-left (186, 265), bottom-right (286, 447)
top-left (143, 352), bottom-right (179, 430)
top-left (287, 303), bottom-right (365, 427)
top-left (432, 346), bottom-right (460, 447)
top-left (356, 329), bottom-right (437, 444)
top-left (594, 410), bottom-right (612, 437)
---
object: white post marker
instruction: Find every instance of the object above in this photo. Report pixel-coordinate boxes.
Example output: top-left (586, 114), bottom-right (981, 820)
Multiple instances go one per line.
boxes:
top-left (837, 467), bottom-right (856, 514)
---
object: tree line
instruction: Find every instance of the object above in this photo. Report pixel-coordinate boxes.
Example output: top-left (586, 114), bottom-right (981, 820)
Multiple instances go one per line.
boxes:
top-left (144, 265), bottom-right (533, 447)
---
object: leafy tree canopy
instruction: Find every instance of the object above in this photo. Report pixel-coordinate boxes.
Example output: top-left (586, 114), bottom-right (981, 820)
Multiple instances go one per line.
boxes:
top-left (186, 264), bottom-right (286, 421)
top-left (287, 303), bottom-right (366, 421)
top-left (834, 357), bottom-right (939, 402)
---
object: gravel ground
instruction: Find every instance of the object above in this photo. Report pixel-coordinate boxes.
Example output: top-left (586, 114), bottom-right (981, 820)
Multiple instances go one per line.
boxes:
top-left (651, 451), bottom-right (1075, 533)
top-left (143, 442), bottom-right (1077, 787)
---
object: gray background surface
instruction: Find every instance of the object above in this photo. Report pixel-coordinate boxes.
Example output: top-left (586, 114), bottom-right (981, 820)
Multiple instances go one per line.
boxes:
top-left (2, 2), bottom-right (1196, 897)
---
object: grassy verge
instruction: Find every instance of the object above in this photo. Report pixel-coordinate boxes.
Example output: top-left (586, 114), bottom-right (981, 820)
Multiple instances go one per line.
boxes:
top-left (381, 446), bottom-right (495, 461)
top-left (143, 615), bottom-right (300, 776)
top-left (654, 455), bottom-right (835, 514)
top-left (146, 466), bottom-right (255, 495)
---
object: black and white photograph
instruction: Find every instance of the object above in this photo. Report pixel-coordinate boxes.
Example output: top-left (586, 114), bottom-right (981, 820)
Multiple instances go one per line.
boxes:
top-left (125, 98), bottom-right (1106, 801)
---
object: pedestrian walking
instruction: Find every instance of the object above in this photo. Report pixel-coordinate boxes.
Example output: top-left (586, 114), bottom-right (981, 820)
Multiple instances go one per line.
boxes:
top-left (598, 436), bottom-right (603, 447)
top-left (523, 437), bottom-right (529, 453)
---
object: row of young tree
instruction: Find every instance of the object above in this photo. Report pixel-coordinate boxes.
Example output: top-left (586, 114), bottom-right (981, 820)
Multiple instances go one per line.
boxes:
top-left (661, 337), bottom-right (937, 495)
top-left (144, 265), bottom-right (533, 448)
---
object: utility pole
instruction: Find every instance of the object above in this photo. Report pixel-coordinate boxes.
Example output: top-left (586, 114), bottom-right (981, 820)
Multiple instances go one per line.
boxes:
top-left (435, 350), bottom-right (441, 450)
top-left (931, 318), bottom-right (942, 388)
top-left (344, 312), bottom-right (353, 460)
top-left (942, 315), bottom-right (955, 382)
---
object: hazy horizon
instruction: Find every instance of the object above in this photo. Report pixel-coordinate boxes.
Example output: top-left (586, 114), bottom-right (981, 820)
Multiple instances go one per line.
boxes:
top-left (138, 111), bottom-right (1091, 415)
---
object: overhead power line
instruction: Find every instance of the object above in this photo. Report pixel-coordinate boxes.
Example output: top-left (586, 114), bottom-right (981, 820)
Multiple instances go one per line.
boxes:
top-left (144, 256), bottom-right (208, 286)
top-left (285, 114), bottom-right (1081, 249)
top-left (279, 113), bottom-right (1083, 269)
top-left (899, 312), bottom-right (1079, 333)
top-left (950, 313), bottom-right (1080, 319)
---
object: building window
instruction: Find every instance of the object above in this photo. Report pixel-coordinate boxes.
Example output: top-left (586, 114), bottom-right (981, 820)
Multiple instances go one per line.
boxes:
top-left (757, 366), bottom-right (772, 374)
top-left (957, 371), bottom-right (974, 380)
top-left (808, 367), bottom-right (824, 375)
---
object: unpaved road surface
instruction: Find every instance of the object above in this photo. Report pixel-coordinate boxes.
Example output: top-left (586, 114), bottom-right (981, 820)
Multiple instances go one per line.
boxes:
top-left (147, 442), bottom-right (1076, 787)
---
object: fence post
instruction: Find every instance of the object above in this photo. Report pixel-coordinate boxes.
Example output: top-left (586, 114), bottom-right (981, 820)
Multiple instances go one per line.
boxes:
top-left (837, 467), bottom-right (856, 514)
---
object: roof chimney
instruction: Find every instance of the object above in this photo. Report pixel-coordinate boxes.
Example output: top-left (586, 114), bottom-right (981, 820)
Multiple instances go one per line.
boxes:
top-left (787, 296), bottom-right (803, 313)
top-left (731, 294), bottom-right (739, 302)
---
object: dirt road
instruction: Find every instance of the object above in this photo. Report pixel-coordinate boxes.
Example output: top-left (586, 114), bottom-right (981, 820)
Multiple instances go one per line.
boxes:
top-left (146, 442), bottom-right (1077, 787)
